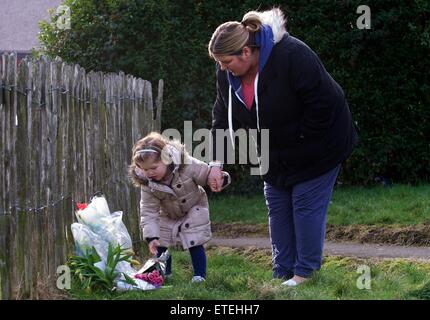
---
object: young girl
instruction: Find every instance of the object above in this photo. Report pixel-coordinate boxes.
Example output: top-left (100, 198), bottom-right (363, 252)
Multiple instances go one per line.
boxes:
top-left (129, 132), bottom-right (228, 283)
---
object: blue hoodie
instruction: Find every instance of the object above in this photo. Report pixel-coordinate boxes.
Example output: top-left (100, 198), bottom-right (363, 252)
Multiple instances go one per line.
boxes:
top-left (226, 24), bottom-right (275, 148)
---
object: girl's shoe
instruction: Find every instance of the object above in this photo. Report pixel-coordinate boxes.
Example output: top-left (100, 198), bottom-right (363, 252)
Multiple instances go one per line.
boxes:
top-left (191, 276), bottom-right (206, 283)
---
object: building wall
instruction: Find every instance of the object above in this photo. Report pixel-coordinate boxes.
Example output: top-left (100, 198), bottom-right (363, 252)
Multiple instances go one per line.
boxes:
top-left (0, 0), bottom-right (63, 54)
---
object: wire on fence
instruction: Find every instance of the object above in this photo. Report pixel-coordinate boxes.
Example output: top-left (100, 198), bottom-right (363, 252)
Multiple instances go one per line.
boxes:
top-left (0, 175), bottom-right (131, 216)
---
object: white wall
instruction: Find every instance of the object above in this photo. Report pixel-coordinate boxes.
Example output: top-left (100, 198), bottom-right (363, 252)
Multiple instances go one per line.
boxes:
top-left (0, 0), bottom-right (63, 52)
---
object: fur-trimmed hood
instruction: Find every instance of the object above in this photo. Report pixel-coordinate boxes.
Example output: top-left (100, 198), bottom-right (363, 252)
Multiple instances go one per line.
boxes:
top-left (129, 141), bottom-right (189, 187)
top-left (258, 8), bottom-right (288, 44)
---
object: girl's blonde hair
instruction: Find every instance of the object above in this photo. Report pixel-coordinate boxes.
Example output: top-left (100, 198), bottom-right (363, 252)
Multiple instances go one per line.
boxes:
top-left (128, 132), bottom-right (169, 186)
top-left (208, 11), bottom-right (264, 58)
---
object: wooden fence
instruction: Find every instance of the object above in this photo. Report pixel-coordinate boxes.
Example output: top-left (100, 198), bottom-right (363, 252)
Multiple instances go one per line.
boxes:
top-left (0, 53), bottom-right (163, 299)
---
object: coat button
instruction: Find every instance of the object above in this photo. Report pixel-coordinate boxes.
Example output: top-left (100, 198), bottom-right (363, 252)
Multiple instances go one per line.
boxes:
top-left (190, 241), bottom-right (195, 246)
top-left (185, 223), bottom-right (189, 228)
top-left (196, 208), bottom-right (199, 211)
top-left (177, 184), bottom-right (182, 188)
top-left (181, 199), bottom-right (186, 203)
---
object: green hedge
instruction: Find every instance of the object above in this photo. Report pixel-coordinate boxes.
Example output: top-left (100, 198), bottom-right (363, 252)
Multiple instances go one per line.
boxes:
top-left (38, 0), bottom-right (430, 190)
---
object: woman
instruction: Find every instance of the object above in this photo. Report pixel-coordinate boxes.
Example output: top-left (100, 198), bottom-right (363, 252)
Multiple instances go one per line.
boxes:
top-left (207, 8), bottom-right (358, 286)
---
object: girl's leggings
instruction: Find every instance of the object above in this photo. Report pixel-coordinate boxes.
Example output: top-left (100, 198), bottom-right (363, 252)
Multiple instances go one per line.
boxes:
top-left (157, 245), bottom-right (206, 278)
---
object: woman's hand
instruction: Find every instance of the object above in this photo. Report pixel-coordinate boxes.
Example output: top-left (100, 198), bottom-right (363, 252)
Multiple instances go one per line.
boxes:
top-left (148, 239), bottom-right (160, 255)
top-left (207, 166), bottom-right (223, 192)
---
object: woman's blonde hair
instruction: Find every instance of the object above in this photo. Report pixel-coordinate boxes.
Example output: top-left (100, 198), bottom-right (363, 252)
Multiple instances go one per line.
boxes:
top-left (128, 132), bottom-right (169, 186)
top-left (208, 8), bottom-right (287, 59)
top-left (208, 11), bottom-right (263, 58)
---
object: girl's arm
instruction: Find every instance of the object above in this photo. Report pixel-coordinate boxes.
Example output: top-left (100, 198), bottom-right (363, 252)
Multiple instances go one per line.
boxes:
top-left (186, 154), bottom-right (212, 187)
top-left (140, 188), bottom-right (161, 240)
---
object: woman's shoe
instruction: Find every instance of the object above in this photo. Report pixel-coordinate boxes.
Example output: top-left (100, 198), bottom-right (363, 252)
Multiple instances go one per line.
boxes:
top-left (281, 276), bottom-right (308, 287)
top-left (191, 276), bottom-right (206, 283)
top-left (281, 279), bottom-right (299, 287)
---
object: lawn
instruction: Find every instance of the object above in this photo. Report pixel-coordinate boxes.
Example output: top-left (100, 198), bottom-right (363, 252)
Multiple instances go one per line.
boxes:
top-left (68, 247), bottom-right (430, 300)
top-left (209, 184), bottom-right (430, 226)
top-left (66, 185), bottom-right (430, 300)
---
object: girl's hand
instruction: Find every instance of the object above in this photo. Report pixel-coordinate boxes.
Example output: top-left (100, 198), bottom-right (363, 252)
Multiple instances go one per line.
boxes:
top-left (149, 239), bottom-right (160, 255)
top-left (207, 166), bottom-right (223, 192)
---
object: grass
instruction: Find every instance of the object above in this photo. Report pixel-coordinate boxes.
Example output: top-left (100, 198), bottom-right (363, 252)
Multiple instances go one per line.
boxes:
top-left (68, 247), bottom-right (430, 300)
top-left (209, 184), bottom-right (430, 226)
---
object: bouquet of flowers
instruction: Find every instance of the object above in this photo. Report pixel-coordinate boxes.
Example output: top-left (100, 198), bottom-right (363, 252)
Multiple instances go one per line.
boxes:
top-left (70, 195), bottom-right (168, 291)
top-left (135, 270), bottom-right (164, 287)
top-left (133, 250), bottom-right (170, 287)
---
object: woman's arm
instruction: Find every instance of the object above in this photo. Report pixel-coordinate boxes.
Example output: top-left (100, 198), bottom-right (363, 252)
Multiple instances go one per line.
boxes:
top-left (209, 67), bottom-right (230, 191)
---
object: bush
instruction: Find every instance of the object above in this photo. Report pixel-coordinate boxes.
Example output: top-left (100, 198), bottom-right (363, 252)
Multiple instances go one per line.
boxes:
top-left (38, 0), bottom-right (430, 189)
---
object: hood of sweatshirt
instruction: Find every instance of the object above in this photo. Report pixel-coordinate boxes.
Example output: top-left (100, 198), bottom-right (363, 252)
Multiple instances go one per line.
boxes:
top-left (225, 9), bottom-right (288, 149)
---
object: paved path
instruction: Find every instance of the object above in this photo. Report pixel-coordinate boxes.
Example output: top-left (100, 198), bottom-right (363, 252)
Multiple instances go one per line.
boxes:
top-left (209, 237), bottom-right (430, 260)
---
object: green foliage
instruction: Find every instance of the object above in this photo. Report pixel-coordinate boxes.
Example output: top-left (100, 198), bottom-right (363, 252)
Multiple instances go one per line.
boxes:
top-left (410, 281), bottom-right (430, 299)
top-left (38, 0), bottom-right (430, 189)
top-left (68, 243), bottom-right (136, 293)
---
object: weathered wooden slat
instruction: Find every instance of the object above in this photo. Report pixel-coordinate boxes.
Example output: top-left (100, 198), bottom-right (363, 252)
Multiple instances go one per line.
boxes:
top-left (10, 54), bottom-right (18, 215)
top-left (0, 56), bottom-right (7, 301)
top-left (84, 74), bottom-right (93, 197)
top-left (106, 74), bottom-right (116, 206)
top-left (75, 66), bottom-right (86, 201)
top-left (80, 68), bottom-right (88, 200)
top-left (15, 58), bottom-right (30, 298)
top-left (4, 54), bottom-right (18, 299)
top-left (102, 75), bottom-right (110, 198)
top-left (51, 58), bottom-right (64, 275)
top-left (143, 80), bottom-right (153, 133)
top-left (113, 73), bottom-right (122, 211)
top-left (24, 59), bottom-right (37, 298)
top-left (130, 78), bottom-right (144, 255)
top-left (4, 54), bottom-right (12, 216)
top-left (90, 72), bottom-right (100, 192)
top-left (131, 78), bottom-right (140, 143)
top-left (0, 214), bottom-right (11, 299)
top-left (155, 79), bottom-right (164, 133)
top-left (70, 65), bottom-right (80, 206)
top-left (39, 57), bottom-right (52, 280)
top-left (60, 63), bottom-right (75, 259)
top-left (16, 59), bottom-right (29, 212)
top-left (28, 59), bottom-right (42, 299)
top-left (118, 72), bottom-right (126, 212)
top-left (0, 54), bottom-right (6, 215)
top-left (136, 79), bottom-right (145, 138)
top-left (96, 72), bottom-right (106, 196)
top-left (121, 75), bottom-right (131, 239)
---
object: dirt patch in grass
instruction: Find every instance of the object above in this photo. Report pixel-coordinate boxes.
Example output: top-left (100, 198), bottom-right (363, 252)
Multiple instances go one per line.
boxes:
top-left (325, 224), bottom-right (430, 246)
top-left (212, 223), bottom-right (430, 246)
top-left (212, 222), bottom-right (269, 238)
